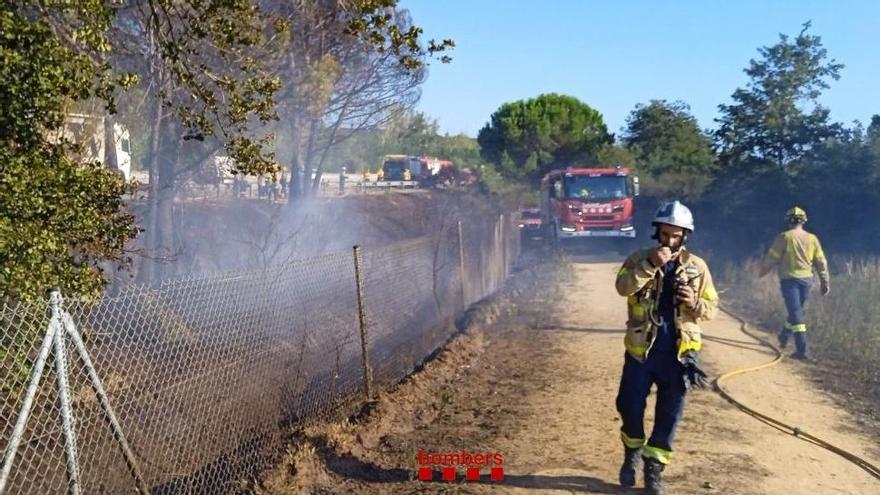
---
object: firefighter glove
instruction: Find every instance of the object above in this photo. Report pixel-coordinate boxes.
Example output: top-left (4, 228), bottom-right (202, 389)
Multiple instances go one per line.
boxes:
top-left (681, 350), bottom-right (711, 390)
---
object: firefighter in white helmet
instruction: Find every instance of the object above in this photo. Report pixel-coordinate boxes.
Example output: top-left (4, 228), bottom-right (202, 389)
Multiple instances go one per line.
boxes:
top-left (758, 206), bottom-right (829, 360)
top-left (614, 200), bottom-right (719, 494)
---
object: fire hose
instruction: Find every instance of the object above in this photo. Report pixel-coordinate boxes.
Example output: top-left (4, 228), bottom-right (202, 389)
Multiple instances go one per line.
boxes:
top-left (715, 306), bottom-right (880, 480)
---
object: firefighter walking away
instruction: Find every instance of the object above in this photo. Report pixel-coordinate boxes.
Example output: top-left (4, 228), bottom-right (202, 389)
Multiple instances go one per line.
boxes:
top-left (759, 206), bottom-right (830, 360)
top-left (614, 200), bottom-right (719, 494)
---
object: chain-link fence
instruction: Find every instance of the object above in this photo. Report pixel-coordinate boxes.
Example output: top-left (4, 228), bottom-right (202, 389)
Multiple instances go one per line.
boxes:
top-left (0, 212), bottom-right (521, 494)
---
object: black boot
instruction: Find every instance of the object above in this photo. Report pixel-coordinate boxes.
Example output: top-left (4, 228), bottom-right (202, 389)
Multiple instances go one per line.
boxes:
top-left (792, 332), bottom-right (810, 360)
top-left (618, 446), bottom-right (642, 487)
top-left (643, 457), bottom-right (666, 495)
top-left (778, 328), bottom-right (792, 349)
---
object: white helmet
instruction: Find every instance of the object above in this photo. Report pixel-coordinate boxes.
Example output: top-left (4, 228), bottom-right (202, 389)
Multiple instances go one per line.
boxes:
top-left (652, 200), bottom-right (694, 232)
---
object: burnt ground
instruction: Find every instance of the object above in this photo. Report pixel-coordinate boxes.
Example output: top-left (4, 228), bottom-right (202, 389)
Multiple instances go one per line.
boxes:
top-left (253, 253), bottom-right (880, 495)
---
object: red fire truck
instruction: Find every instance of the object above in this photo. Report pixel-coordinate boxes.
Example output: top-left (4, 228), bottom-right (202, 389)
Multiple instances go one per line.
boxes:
top-left (540, 166), bottom-right (640, 247)
top-left (377, 155), bottom-right (462, 188)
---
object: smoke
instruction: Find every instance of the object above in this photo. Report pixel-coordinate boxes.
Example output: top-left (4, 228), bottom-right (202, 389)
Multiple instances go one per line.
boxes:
top-left (110, 189), bottom-right (501, 292)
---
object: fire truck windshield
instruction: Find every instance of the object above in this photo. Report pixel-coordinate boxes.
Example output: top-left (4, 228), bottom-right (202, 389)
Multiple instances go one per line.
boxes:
top-left (564, 175), bottom-right (627, 200)
top-left (383, 158), bottom-right (422, 179)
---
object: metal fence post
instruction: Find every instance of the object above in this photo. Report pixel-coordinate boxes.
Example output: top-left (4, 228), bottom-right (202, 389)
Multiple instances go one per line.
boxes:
top-left (496, 214), bottom-right (501, 285)
top-left (0, 304), bottom-right (58, 494)
top-left (481, 226), bottom-right (488, 299)
top-left (352, 246), bottom-right (373, 400)
top-left (457, 221), bottom-right (467, 309)
top-left (63, 312), bottom-right (149, 494)
top-left (507, 213), bottom-right (515, 275)
top-left (503, 214), bottom-right (509, 277)
top-left (512, 213), bottom-right (520, 265)
top-left (500, 214), bottom-right (507, 279)
top-left (51, 292), bottom-right (81, 495)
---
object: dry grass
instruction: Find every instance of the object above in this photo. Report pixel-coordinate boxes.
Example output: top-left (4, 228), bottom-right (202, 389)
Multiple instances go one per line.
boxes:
top-left (720, 257), bottom-right (880, 382)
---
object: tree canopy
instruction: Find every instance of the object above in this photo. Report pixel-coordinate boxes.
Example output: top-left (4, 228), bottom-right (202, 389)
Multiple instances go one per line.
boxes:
top-left (622, 100), bottom-right (716, 199)
top-left (714, 21), bottom-right (843, 170)
top-left (0, 6), bottom-right (137, 300)
top-left (477, 93), bottom-right (611, 183)
top-left (1, 0), bottom-right (452, 296)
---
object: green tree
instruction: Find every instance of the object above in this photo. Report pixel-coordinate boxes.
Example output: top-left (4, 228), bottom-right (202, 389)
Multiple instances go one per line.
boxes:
top-left (0, 7), bottom-right (137, 300)
top-left (14, 1), bottom-right (288, 285)
top-left (380, 110), bottom-right (443, 157)
top-left (477, 93), bottom-right (611, 183)
top-left (867, 115), bottom-right (880, 161)
top-left (0, 1), bottom-right (453, 294)
top-left (596, 144), bottom-right (637, 171)
top-left (715, 22), bottom-right (843, 170)
top-left (268, 1), bottom-right (453, 199)
top-left (622, 100), bottom-right (716, 199)
top-left (433, 134), bottom-right (483, 169)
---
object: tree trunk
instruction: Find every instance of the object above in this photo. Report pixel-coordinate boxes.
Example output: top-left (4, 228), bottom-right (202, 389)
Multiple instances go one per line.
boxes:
top-left (136, 107), bottom-right (182, 284)
top-left (153, 125), bottom-right (182, 281)
top-left (311, 96), bottom-right (353, 194)
top-left (103, 114), bottom-right (119, 173)
top-left (135, 100), bottom-right (165, 286)
top-left (304, 119), bottom-right (319, 195)
top-left (288, 112), bottom-right (305, 202)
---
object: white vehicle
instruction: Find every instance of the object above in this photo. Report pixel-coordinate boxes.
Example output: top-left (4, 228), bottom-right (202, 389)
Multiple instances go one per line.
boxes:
top-left (50, 113), bottom-right (133, 180)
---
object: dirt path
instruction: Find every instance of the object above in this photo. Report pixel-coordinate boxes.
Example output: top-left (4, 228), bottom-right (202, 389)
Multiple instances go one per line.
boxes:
top-left (259, 257), bottom-right (879, 494)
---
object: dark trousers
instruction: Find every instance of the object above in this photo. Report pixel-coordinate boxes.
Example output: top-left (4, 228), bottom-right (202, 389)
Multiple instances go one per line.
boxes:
top-left (615, 351), bottom-right (687, 459)
top-left (779, 277), bottom-right (812, 354)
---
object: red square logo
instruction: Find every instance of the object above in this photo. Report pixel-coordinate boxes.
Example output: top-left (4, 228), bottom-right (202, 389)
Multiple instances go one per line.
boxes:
top-left (490, 467), bottom-right (504, 481)
top-left (442, 467), bottom-right (456, 481)
top-left (466, 467), bottom-right (480, 480)
top-left (418, 468), bottom-right (432, 481)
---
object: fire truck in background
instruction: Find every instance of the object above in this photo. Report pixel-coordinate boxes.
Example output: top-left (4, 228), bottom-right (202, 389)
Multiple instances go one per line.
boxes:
top-left (380, 154), bottom-right (424, 182)
top-left (419, 156), bottom-right (458, 186)
top-left (369, 154), bottom-right (460, 188)
top-left (518, 207), bottom-right (544, 243)
top-left (540, 165), bottom-right (640, 248)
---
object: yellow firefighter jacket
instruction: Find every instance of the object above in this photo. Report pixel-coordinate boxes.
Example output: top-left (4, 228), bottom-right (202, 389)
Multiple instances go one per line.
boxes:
top-left (615, 248), bottom-right (719, 362)
top-left (766, 228), bottom-right (829, 284)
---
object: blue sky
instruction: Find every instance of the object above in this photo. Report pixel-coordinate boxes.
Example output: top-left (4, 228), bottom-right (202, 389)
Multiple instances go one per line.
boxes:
top-left (402, 0), bottom-right (880, 138)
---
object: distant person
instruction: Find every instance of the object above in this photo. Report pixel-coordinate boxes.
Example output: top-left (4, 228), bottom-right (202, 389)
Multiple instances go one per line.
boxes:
top-left (212, 163), bottom-right (223, 193)
top-left (279, 172), bottom-right (288, 199)
top-left (377, 168), bottom-right (385, 182)
top-left (269, 172), bottom-right (279, 201)
top-left (614, 200), bottom-right (718, 494)
top-left (233, 174), bottom-right (246, 196)
top-left (257, 174), bottom-right (266, 198)
top-left (339, 166), bottom-right (347, 194)
top-left (758, 206), bottom-right (830, 360)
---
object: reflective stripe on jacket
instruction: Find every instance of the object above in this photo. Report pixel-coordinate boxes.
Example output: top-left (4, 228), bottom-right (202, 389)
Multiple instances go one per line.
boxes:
top-left (767, 229), bottom-right (829, 284)
top-left (615, 248), bottom-right (719, 362)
